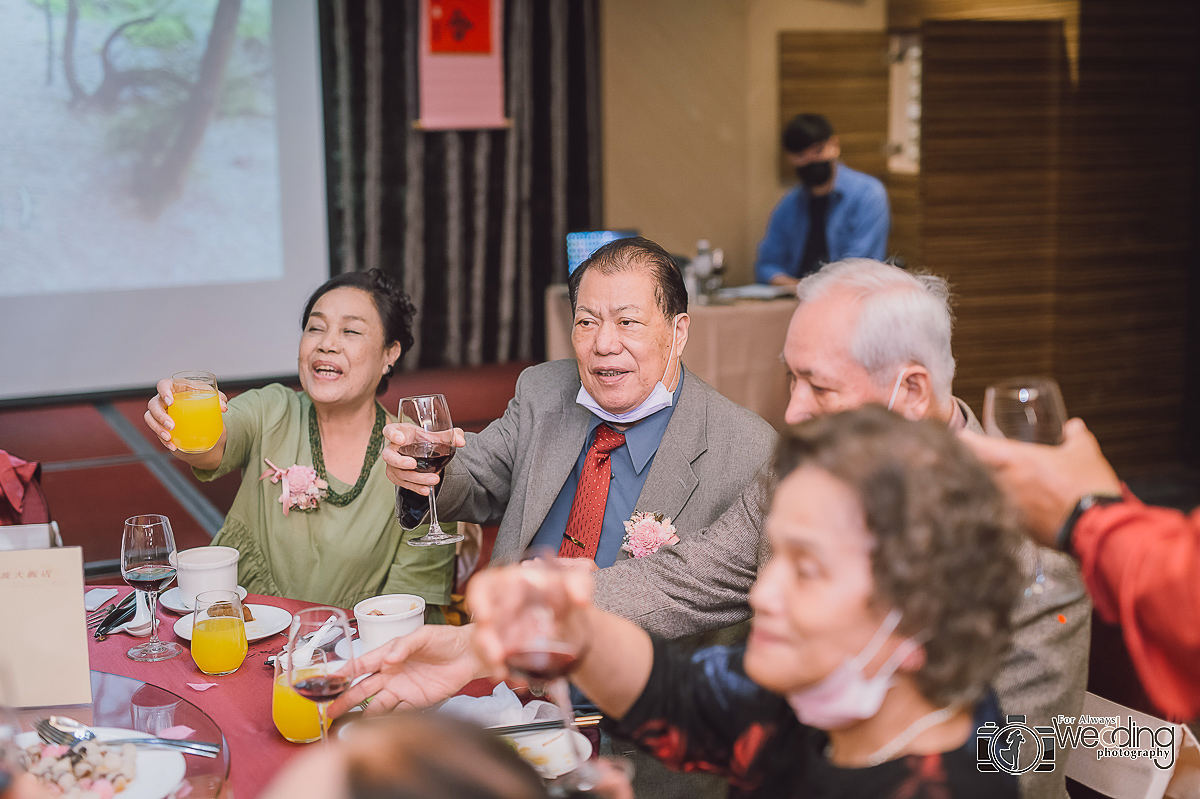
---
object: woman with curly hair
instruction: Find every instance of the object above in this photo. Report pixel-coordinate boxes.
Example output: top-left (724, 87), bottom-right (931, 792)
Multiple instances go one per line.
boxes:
top-left (466, 405), bottom-right (1025, 797)
top-left (143, 269), bottom-right (454, 609)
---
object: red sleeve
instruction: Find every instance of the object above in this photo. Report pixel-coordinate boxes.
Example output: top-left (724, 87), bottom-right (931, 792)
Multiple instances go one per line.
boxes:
top-left (1072, 491), bottom-right (1200, 720)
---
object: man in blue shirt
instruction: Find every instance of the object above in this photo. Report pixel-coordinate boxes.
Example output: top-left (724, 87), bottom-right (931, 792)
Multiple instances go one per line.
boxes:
top-left (385, 236), bottom-right (774, 575)
top-left (755, 113), bottom-right (890, 286)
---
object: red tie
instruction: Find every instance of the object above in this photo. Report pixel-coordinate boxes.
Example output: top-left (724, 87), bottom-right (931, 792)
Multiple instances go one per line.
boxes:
top-left (558, 424), bottom-right (626, 560)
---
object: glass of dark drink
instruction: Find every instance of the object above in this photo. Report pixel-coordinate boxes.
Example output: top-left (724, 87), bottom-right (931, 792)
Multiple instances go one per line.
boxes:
top-left (121, 514), bottom-right (183, 662)
top-left (285, 607), bottom-right (356, 744)
top-left (398, 394), bottom-right (464, 547)
top-left (500, 555), bottom-right (599, 790)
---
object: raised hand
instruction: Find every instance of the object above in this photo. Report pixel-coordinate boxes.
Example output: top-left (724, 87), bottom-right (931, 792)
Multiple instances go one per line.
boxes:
top-left (144, 377), bottom-right (228, 457)
top-left (380, 422), bottom-right (466, 495)
top-left (961, 418), bottom-right (1122, 546)
top-left (328, 625), bottom-right (481, 717)
top-left (466, 561), bottom-right (594, 682)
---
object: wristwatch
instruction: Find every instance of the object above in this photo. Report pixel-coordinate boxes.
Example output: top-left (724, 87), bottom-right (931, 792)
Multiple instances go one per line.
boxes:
top-left (1055, 492), bottom-right (1123, 553)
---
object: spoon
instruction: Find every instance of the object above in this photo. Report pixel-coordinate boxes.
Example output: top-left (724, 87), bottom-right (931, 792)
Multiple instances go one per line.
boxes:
top-left (45, 716), bottom-right (220, 757)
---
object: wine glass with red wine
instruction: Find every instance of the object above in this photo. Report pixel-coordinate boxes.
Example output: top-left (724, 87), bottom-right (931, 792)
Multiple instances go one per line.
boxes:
top-left (120, 514), bottom-right (183, 662)
top-left (286, 607), bottom-right (357, 744)
top-left (398, 394), bottom-right (464, 547)
top-left (501, 556), bottom-right (599, 791)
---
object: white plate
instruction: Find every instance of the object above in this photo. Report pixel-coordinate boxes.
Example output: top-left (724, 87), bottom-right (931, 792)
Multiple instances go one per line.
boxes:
top-left (160, 586), bottom-right (248, 614)
top-left (333, 638), bottom-right (366, 660)
top-left (16, 727), bottom-right (188, 799)
top-left (173, 603), bottom-right (291, 642)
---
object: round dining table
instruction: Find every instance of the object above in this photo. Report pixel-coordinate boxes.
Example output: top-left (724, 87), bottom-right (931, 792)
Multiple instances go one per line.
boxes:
top-left (20, 587), bottom-right (492, 799)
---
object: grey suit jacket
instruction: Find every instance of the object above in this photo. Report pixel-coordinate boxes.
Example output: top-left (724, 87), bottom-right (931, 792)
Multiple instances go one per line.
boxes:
top-left (398, 360), bottom-right (778, 576)
top-left (593, 397), bottom-right (1089, 799)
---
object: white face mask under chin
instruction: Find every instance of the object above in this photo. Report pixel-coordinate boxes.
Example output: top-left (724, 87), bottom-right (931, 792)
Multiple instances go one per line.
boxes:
top-left (577, 319), bottom-right (680, 425)
top-left (785, 609), bottom-right (922, 730)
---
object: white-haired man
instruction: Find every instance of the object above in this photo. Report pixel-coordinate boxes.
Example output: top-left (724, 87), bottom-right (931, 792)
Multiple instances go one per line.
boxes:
top-left (591, 259), bottom-right (1088, 799)
top-left (337, 260), bottom-right (1087, 799)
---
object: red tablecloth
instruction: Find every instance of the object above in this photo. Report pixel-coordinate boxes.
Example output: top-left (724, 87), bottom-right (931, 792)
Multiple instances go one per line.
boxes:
top-left (87, 587), bottom-right (491, 799)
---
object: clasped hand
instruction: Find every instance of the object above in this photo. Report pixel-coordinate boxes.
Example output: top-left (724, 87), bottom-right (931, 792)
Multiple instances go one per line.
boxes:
top-left (380, 422), bottom-right (466, 494)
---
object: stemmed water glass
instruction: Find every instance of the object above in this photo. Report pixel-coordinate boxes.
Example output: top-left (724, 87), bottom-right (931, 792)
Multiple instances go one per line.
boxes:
top-left (983, 378), bottom-right (1080, 603)
top-left (499, 555), bottom-right (600, 793)
top-left (285, 607), bottom-right (357, 744)
top-left (121, 514), bottom-right (183, 662)
top-left (399, 394), bottom-right (464, 547)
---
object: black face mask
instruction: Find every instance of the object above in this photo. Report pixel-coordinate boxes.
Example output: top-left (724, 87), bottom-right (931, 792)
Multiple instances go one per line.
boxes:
top-left (795, 160), bottom-right (833, 188)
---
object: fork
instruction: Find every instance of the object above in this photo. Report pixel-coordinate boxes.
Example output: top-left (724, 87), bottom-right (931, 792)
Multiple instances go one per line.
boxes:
top-left (34, 718), bottom-right (221, 758)
top-left (85, 603), bottom-right (115, 624)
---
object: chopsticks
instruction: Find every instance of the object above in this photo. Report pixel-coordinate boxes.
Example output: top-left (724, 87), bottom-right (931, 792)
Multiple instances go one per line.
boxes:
top-left (489, 713), bottom-right (603, 736)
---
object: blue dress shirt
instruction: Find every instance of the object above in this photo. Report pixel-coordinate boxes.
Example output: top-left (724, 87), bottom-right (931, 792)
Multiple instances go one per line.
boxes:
top-left (527, 375), bottom-right (684, 567)
top-left (754, 163), bottom-right (890, 284)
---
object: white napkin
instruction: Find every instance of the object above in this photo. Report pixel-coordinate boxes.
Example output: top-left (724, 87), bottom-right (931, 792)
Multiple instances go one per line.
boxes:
top-left (438, 682), bottom-right (561, 727)
top-left (84, 587), bottom-right (118, 611)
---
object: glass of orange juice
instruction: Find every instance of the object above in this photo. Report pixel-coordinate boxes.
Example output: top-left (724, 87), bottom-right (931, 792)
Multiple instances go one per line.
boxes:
top-left (191, 590), bottom-right (248, 676)
top-left (272, 656), bottom-right (324, 743)
top-left (168, 371), bottom-right (222, 453)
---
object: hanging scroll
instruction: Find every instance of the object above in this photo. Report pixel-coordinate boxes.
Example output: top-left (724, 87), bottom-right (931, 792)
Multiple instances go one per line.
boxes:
top-left (418, 0), bottom-right (507, 130)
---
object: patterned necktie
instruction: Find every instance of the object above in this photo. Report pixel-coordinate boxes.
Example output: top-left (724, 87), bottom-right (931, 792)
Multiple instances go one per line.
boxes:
top-left (559, 424), bottom-right (626, 560)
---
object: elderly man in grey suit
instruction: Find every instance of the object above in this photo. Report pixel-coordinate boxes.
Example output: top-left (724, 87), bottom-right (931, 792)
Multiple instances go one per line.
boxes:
top-left (348, 258), bottom-right (1086, 799)
top-left (382, 235), bottom-right (776, 799)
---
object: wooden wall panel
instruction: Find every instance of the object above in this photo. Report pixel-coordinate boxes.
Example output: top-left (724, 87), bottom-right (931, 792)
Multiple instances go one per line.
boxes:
top-left (1054, 0), bottom-right (1198, 470)
top-left (919, 20), bottom-right (1064, 410)
top-left (890, 0), bottom-right (1076, 31)
top-left (778, 32), bottom-right (889, 182)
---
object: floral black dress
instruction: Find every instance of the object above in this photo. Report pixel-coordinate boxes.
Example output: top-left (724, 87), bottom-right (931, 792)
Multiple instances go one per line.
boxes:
top-left (608, 640), bottom-right (1018, 799)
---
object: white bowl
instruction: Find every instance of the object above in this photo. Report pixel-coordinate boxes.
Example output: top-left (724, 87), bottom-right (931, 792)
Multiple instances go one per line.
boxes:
top-left (170, 546), bottom-right (239, 607)
top-left (353, 593), bottom-right (425, 653)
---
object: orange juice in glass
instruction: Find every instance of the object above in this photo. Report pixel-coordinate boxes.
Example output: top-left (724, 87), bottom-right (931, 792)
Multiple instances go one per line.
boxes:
top-left (168, 371), bottom-right (222, 453)
top-left (191, 590), bottom-right (248, 675)
top-left (272, 671), bottom-right (324, 743)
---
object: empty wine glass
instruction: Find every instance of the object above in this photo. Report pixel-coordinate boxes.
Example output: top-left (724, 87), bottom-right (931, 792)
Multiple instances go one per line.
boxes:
top-left (286, 607), bottom-right (357, 744)
top-left (399, 394), bottom-right (464, 547)
top-left (121, 514), bottom-right (183, 662)
top-left (983, 377), bottom-right (1067, 446)
top-left (983, 378), bottom-right (1080, 603)
top-left (499, 555), bottom-right (599, 793)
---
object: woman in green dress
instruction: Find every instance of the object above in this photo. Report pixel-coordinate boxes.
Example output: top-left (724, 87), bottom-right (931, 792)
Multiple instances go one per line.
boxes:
top-left (143, 270), bottom-right (454, 609)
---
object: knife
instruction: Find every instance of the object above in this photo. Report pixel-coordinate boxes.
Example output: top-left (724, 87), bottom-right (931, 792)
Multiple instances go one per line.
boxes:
top-left (94, 591), bottom-right (138, 638)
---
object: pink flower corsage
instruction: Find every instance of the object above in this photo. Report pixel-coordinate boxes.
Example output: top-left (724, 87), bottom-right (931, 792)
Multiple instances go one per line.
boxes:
top-left (260, 458), bottom-right (328, 516)
top-left (621, 511), bottom-right (680, 558)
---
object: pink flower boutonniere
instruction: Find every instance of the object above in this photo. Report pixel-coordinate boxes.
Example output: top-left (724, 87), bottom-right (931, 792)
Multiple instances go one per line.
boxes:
top-left (621, 511), bottom-right (680, 558)
top-left (260, 458), bottom-right (328, 516)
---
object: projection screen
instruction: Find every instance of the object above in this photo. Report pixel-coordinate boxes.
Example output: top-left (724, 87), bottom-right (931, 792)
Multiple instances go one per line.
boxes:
top-left (0, 0), bottom-right (328, 402)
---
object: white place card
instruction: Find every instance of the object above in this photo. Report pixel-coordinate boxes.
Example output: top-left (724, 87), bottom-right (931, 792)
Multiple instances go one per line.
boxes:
top-left (1063, 692), bottom-right (1200, 799)
top-left (0, 547), bottom-right (92, 707)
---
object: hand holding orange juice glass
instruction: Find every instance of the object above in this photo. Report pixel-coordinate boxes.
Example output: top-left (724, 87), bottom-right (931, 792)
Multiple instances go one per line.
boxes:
top-left (168, 371), bottom-right (223, 453)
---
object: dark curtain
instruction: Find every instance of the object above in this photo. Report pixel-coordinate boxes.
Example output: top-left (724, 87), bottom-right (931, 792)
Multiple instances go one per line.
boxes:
top-left (316, 0), bottom-right (601, 369)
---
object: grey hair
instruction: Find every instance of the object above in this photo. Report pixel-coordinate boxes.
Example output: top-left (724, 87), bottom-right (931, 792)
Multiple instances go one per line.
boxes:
top-left (795, 259), bottom-right (956, 401)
